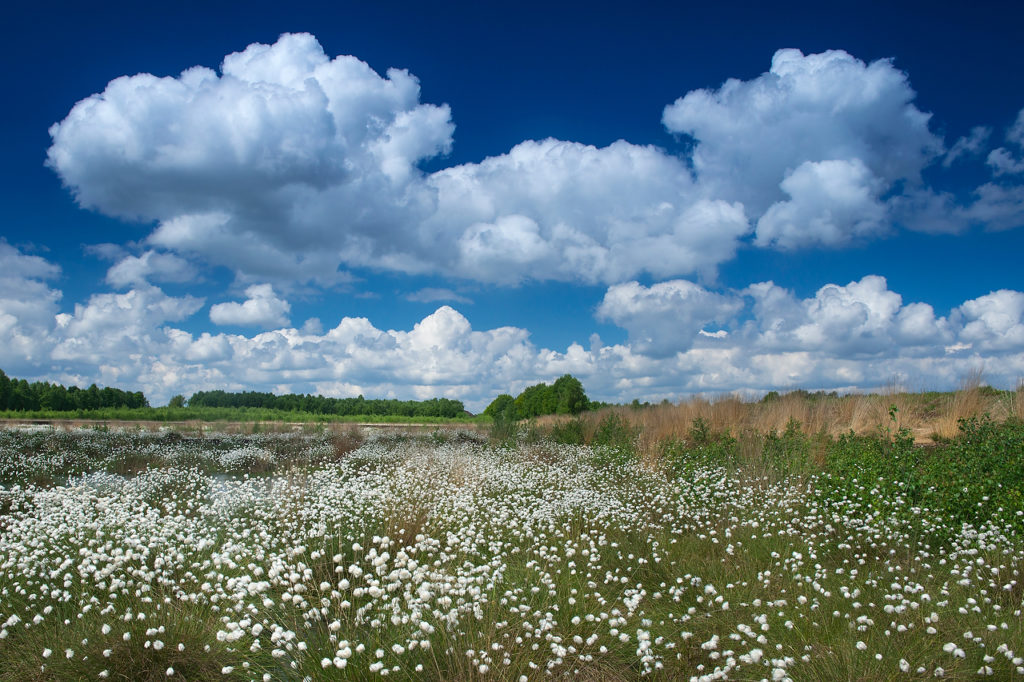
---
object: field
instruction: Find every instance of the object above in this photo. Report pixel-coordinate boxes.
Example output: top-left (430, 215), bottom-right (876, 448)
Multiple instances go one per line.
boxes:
top-left (1, 419), bottom-right (1023, 681)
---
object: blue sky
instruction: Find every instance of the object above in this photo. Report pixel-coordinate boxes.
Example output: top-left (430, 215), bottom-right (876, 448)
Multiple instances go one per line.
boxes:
top-left (2, 1), bottom-right (1023, 410)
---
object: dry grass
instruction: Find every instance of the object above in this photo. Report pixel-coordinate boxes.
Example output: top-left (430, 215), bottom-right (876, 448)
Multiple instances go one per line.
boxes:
top-left (538, 373), bottom-right (1018, 451)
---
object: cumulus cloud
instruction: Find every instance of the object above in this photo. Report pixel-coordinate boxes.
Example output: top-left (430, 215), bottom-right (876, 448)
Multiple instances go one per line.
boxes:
top-left (755, 158), bottom-right (888, 248)
top-left (581, 276), bottom-right (1023, 399)
top-left (106, 250), bottom-right (197, 288)
top-left (429, 139), bottom-right (748, 283)
top-left (953, 289), bottom-right (1024, 352)
top-left (49, 32), bottom-right (453, 285)
top-left (3, 267), bottom-right (1024, 407)
top-left (663, 48), bottom-right (942, 215)
top-left (57, 38), bottom-right (1008, 287)
top-left (596, 280), bottom-right (742, 357)
top-left (209, 284), bottom-right (291, 328)
top-left (0, 241), bottom-right (63, 372)
top-left (742, 275), bottom-right (952, 357)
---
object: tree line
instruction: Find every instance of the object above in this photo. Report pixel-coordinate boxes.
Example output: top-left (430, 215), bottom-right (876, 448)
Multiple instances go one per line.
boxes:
top-left (186, 390), bottom-right (467, 418)
top-left (483, 374), bottom-right (592, 420)
top-left (0, 369), bottom-right (148, 411)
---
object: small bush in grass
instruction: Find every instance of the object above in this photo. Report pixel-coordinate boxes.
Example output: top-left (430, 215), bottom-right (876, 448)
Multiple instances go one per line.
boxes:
top-left (662, 425), bottom-right (739, 478)
top-left (589, 413), bottom-right (638, 466)
top-left (549, 417), bottom-right (586, 445)
top-left (761, 417), bottom-right (812, 475)
top-left (488, 414), bottom-right (518, 445)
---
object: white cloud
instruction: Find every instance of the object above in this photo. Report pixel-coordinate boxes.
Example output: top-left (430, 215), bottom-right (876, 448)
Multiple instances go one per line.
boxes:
top-left (2, 268), bottom-right (1024, 407)
top-left (944, 126), bottom-right (991, 167)
top-left (0, 241), bottom-right (63, 372)
top-left (52, 286), bottom-right (204, 364)
top-left (51, 39), bottom-right (955, 287)
top-left (888, 188), bottom-right (970, 234)
top-left (662, 48), bottom-right (942, 215)
top-left (429, 139), bottom-right (748, 283)
top-left (44, 38), bottom-right (1024, 289)
top-left (962, 183), bottom-right (1024, 231)
top-left (987, 148), bottom-right (1024, 175)
top-left (986, 108), bottom-right (1024, 175)
top-left (954, 289), bottom-right (1024, 352)
top-left (106, 250), bottom-right (197, 288)
top-left (755, 158), bottom-right (887, 248)
top-left (209, 284), bottom-right (291, 328)
top-left (745, 276), bottom-right (952, 357)
top-left (48, 32), bottom-right (453, 285)
top-left (596, 280), bottom-right (742, 357)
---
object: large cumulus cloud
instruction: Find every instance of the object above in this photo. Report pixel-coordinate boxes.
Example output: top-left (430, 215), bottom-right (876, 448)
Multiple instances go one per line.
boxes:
top-left (663, 49), bottom-right (942, 212)
top-left (48, 33), bottom-right (453, 285)
top-left (51, 36), bottom-right (1024, 288)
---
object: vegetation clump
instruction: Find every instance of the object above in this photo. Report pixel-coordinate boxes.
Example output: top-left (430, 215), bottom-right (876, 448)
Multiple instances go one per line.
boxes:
top-left (483, 374), bottom-right (590, 420)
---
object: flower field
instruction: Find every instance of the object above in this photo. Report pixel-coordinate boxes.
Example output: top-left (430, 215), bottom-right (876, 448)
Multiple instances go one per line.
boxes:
top-left (1, 427), bottom-right (1023, 680)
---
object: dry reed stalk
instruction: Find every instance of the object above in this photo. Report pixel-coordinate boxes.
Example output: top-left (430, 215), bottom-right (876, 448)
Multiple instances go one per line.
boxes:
top-left (1012, 380), bottom-right (1024, 421)
top-left (543, 369), bottom-right (1018, 458)
top-left (929, 369), bottom-right (986, 439)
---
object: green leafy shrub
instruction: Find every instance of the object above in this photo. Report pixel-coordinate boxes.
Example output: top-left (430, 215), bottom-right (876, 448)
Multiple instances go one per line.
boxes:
top-left (761, 417), bottom-right (812, 475)
top-left (662, 418), bottom-right (739, 477)
top-left (549, 418), bottom-right (586, 445)
top-left (488, 414), bottom-right (518, 446)
top-left (589, 413), bottom-right (638, 466)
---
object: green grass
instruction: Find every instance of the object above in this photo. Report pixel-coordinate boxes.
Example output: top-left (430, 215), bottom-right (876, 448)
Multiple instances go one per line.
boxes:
top-left (1, 424), bottom-right (1022, 680)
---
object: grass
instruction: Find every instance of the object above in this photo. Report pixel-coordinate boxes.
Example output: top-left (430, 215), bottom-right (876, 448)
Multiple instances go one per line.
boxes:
top-left (537, 379), bottom-right (1024, 449)
top-left (0, 419), bottom-right (1022, 680)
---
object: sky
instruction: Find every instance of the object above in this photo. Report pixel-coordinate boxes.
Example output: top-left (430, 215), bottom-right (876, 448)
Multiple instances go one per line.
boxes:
top-left (2, 0), bottom-right (1024, 411)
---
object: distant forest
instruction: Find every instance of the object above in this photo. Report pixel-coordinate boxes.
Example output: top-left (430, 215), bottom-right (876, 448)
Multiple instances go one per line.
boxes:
top-left (0, 370), bottom-right (466, 418)
top-left (186, 390), bottom-right (466, 418)
top-left (0, 369), bottom-right (148, 411)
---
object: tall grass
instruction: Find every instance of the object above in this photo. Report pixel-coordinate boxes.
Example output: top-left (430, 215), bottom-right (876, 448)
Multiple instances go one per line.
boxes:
top-left (540, 378), bottom-right (1020, 455)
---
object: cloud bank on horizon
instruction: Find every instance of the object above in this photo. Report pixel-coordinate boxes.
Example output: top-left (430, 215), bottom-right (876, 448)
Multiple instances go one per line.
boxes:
top-left (7, 34), bottom-right (1024, 407)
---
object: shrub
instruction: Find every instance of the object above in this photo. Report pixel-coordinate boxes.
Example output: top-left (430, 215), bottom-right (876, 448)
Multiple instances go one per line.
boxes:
top-left (590, 413), bottom-right (638, 466)
top-left (549, 418), bottom-right (586, 445)
top-left (761, 417), bottom-right (811, 475)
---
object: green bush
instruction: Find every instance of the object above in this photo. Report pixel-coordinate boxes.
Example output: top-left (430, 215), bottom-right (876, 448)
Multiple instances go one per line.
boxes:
top-left (821, 415), bottom-right (1024, 535)
top-left (488, 414), bottom-right (518, 446)
top-left (761, 417), bottom-right (812, 475)
top-left (589, 413), bottom-right (638, 466)
top-left (549, 418), bottom-right (586, 445)
top-left (661, 417), bottom-right (740, 477)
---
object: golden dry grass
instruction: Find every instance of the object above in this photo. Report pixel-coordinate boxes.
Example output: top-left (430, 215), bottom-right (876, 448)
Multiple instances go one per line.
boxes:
top-left (537, 375), bottom-right (1018, 449)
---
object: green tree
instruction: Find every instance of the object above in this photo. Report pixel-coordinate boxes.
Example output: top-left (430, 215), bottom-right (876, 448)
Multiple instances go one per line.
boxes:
top-left (168, 394), bottom-right (186, 408)
top-left (484, 394), bottom-right (516, 420)
top-left (552, 374), bottom-right (587, 414)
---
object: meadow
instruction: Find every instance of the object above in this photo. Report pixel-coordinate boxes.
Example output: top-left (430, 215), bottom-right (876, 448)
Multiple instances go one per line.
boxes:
top-left (0, 406), bottom-right (1022, 680)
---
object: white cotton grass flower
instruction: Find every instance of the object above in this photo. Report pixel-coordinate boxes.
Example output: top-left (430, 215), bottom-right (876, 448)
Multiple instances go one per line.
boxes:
top-left (2, 428), bottom-right (1024, 680)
